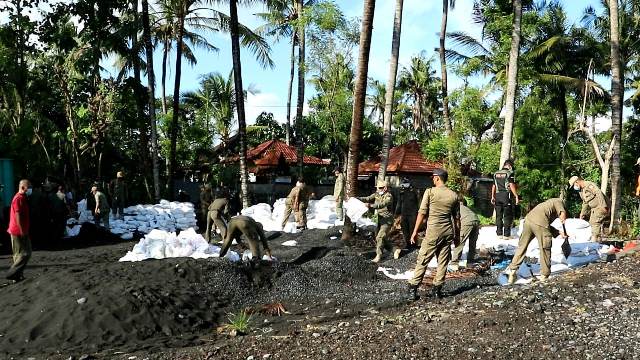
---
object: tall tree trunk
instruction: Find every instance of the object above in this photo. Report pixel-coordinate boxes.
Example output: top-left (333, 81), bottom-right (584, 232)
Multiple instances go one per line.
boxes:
top-left (132, 0), bottom-right (152, 201)
top-left (608, 0), bottom-right (623, 233)
top-left (559, 86), bottom-right (567, 199)
top-left (378, 0), bottom-right (404, 181)
top-left (498, 0), bottom-right (522, 169)
top-left (168, 9), bottom-right (186, 199)
top-left (142, 0), bottom-right (162, 201)
top-left (285, 38), bottom-right (296, 146)
top-left (295, 0), bottom-right (306, 177)
top-left (230, 0), bottom-right (250, 209)
top-left (342, 0), bottom-right (376, 242)
top-left (439, 0), bottom-right (452, 140)
top-left (161, 39), bottom-right (169, 114)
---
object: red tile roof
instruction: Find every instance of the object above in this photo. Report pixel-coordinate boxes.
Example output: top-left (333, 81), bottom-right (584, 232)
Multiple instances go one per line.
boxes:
top-left (359, 140), bottom-right (441, 174)
top-left (247, 140), bottom-right (329, 166)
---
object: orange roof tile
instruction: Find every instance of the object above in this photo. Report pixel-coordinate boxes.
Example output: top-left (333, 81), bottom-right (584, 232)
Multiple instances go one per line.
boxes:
top-left (247, 140), bottom-right (329, 166)
top-left (359, 140), bottom-right (441, 174)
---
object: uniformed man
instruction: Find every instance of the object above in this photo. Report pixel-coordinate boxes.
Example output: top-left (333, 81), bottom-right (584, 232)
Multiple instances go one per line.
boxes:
top-left (219, 215), bottom-right (272, 261)
top-left (450, 196), bottom-right (480, 271)
top-left (491, 159), bottom-right (519, 239)
top-left (92, 185), bottom-right (111, 229)
top-left (296, 179), bottom-right (314, 230)
top-left (407, 168), bottom-right (460, 300)
top-left (109, 171), bottom-right (128, 219)
top-left (358, 180), bottom-right (401, 263)
top-left (200, 184), bottom-right (214, 225)
top-left (505, 198), bottom-right (567, 284)
top-left (569, 176), bottom-right (609, 242)
top-left (395, 177), bottom-right (419, 249)
top-left (281, 180), bottom-right (301, 230)
top-left (206, 191), bottom-right (230, 242)
top-left (333, 168), bottom-right (345, 221)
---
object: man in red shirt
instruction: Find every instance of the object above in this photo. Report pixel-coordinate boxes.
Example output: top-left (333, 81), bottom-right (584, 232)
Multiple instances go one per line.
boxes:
top-left (6, 179), bottom-right (32, 282)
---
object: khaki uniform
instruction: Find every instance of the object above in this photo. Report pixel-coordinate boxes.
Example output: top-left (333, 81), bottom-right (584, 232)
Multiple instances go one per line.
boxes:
top-left (358, 191), bottom-right (398, 258)
top-left (220, 216), bottom-right (270, 260)
top-left (578, 181), bottom-right (609, 241)
top-left (94, 191), bottom-right (110, 229)
top-left (297, 185), bottom-right (313, 228)
top-left (451, 204), bottom-right (479, 263)
top-left (281, 186), bottom-right (300, 229)
top-left (206, 198), bottom-right (229, 242)
top-left (110, 178), bottom-right (128, 218)
top-left (508, 198), bottom-right (565, 277)
top-left (408, 185), bottom-right (460, 287)
top-left (200, 188), bottom-right (214, 224)
top-left (334, 174), bottom-right (345, 221)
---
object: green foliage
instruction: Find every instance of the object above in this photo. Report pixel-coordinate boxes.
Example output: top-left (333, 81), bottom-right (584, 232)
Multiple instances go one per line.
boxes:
top-left (226, 310), bottom-right (252, 334)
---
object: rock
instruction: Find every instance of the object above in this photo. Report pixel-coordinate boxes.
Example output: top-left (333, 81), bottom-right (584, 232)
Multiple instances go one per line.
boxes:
top-left (77, 297), bottom-right (87, 305)
top-left (312, 332), bottom-right (321, 338)
top-left (78, 355), bottom-right (93, 360)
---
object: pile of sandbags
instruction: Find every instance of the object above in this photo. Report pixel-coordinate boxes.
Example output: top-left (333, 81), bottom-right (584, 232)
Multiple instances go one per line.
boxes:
top-left (72, 199), bottom-right (198, 240)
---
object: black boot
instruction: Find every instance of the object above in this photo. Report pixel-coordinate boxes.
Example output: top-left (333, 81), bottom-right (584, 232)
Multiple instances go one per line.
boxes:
top-left (407, 284), bottom-right (419, 301)
top-left (431, 285), bottom-right (443, 299)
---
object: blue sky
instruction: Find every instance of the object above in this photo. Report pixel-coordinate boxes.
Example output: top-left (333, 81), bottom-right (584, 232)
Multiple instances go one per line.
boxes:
top-left (119, 0), bottom-right (602, 126)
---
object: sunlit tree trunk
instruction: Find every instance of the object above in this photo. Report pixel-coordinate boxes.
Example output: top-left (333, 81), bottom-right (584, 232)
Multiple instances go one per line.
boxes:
top-left (608, 0), bottom-right (623, 233)
top-left (439, 0), bottom-right (453, 144)
top-left (168, 3), bottom-right (186, 199)
top-left (161, 39), bottom-right (169, 114)
top-left (379, 0), bottom-right (404, 181)
top-left (295, 0), bottom-right (306, 177)
top-left (286, 38), bottom-right (295, 145)
top-left (498, 0), bottom-right (522, 169)
top-left (342, 0), bottom-right (376, 242)
top-left (230, 0), bottom-right (250, 208)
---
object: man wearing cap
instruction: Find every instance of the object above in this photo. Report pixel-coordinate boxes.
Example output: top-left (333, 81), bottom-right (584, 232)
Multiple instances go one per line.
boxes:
top-left (450, 196), bottom-right (480, 271)
top-left (569, 176), bottom-right (609, 242)
top-left (109, 171), bottom-right (128, 219)
top-left (281, 180), bottom-right (301, 230)
top-left (407, 168), bottom-right (460, 300)
top-left (357, 180), bottom-right (400, 262)
top-left (505, 198), bottom-right (567, 284)
top-left (206, 190), bottom-right (230, 242)
top-left (395, 177), bottom-right (419, 249)
top-left (333, 168), bottom-right (345, 221)
top-left (491, 159), bottom-right (520, 239)
top-left (92, 185), bottom-right (110, 229)
top-left (219, 215), bottom-right (272, 261)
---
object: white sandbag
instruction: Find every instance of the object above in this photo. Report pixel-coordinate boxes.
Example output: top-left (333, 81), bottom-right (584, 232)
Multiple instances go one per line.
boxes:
top-left (344, 198), bottom-right (369, 222)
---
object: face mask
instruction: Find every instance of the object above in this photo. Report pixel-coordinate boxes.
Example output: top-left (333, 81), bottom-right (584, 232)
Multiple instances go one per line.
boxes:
top-left (378, 190), bottom-right (385, 195)
top-left (573, 185), bottom-right (580, 191)
top-left (26, 188), bottom-right (33, 196)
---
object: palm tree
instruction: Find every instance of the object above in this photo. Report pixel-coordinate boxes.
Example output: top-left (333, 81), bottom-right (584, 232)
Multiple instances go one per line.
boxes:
top-left (438, 0), bottom-right (455, 145)
top-left (342, 0), bottom-right (376, 242)
top-left (498, 0), bottom-right (523, 170)
top-left (295, 0), bottom-right (306, 176)
top-left (256, 0), bottom-right (306, 145)
top-left (142, 0), bottom-right (162, 201)
top-left (397, 54), bottom-right (441, 134)
top-left (378, 0), bottom-right (404, 181)
top-left (608, 0), bottom-right (623, 232)
top-left (366, 80), bottom-right (386, 124)
top-left (160, 0), bottom-right (273, 198)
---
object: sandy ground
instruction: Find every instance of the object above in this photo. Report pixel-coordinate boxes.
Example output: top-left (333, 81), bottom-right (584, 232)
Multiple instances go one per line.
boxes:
top-left (0, 225), bottom-right (636, 359)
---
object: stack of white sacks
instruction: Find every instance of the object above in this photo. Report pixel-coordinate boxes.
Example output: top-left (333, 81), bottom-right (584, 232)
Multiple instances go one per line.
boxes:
top-left (241, 195), bottom-right (375, 233)
top-left (69, 199), bottom-right (197, 240)
top-left (118, 228), bottom-right (240, 262)
top-left (377, 218), bottom-right (609, 285)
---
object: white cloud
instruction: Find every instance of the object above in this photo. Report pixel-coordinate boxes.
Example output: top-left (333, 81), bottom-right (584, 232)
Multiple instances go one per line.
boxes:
top-left (245, 91), bottom-right (286, 125)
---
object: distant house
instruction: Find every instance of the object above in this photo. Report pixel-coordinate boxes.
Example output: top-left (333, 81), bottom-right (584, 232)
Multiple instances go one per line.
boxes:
top-left (358, 140), bottom-right (442, 189)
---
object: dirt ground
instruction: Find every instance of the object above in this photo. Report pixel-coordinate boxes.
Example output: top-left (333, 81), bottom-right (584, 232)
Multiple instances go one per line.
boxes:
top-left (0, 225), bottom-right (638, 360)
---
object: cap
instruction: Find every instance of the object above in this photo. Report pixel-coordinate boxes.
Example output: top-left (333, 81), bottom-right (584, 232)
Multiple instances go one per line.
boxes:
top-left (568, 176), bottom-right (579, 187)
top-left (117, 171), bottom-right (124, 178)
top-left (376, 180), bottom-right (387, 188)
top-left (432, 168), bottom-right (447, 177)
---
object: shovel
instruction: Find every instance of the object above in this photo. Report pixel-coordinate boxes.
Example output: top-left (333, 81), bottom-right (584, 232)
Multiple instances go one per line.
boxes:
top-left (561, 223), bottom-right (572, 258)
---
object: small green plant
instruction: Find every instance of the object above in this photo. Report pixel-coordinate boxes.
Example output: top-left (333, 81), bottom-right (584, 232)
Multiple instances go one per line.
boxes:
top-left (227, 310), bottom-right (252, 334)
top-left (477, 214), bottom-right (495, 226)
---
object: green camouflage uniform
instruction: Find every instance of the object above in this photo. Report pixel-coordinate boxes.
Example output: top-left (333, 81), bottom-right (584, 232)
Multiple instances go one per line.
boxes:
top-left (578, 181), bottom-right (609, 241)
top-left (206, 197), bottom-right (229, 242)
